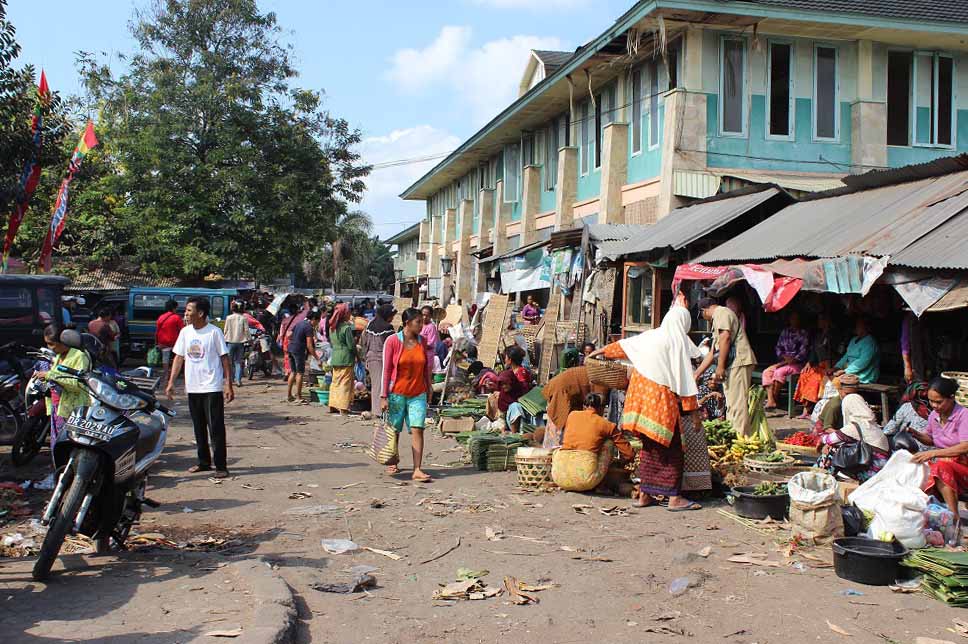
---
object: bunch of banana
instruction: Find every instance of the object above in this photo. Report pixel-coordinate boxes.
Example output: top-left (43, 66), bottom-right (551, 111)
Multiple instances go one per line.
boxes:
top-left (730, 434), bottom-right (765, 457)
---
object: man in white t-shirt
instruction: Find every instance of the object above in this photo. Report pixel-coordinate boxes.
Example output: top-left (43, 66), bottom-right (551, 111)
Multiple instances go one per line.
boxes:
top-left (166, 296), bottom-right (235, 478)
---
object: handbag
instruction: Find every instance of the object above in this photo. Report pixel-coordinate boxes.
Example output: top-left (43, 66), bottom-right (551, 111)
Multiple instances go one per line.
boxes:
top-left (146, 346), bottom-right (163, 368)
top-left (830, 423), bottom-right (873, 474)
top-left (367, 414), bottom-right (399, 466)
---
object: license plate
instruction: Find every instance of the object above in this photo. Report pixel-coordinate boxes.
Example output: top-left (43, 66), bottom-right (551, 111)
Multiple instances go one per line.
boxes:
top-left (68, 417), bottom-right (113, 441)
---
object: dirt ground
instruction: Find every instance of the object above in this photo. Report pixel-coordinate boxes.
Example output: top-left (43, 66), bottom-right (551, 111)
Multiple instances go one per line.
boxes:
top-left (2, 378), bottom-right (967, 644)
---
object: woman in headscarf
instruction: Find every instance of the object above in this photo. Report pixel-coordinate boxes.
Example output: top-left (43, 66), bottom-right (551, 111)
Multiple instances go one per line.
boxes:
top-left (884, 381), bottom-right (931, 442)
top-left (328, 303), bottom-right (356, 415)
top-left (360, 304), bottom-right (396, 416)
top-left (587, 304), bottom-right (704, 511)
top-left (818, 374), bottom-right (890, 481)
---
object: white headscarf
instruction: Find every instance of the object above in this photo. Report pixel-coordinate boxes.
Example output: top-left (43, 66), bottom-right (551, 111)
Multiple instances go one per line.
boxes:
top-left (839, 393), bottom-right (889, 451)
top-left (618, 306), bottom-right (701, 398)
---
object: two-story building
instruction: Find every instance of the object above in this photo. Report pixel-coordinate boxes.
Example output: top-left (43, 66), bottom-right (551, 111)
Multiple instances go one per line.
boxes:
top-left (386, 222), bottom-right (426, 303)
top-left (393, 0), bottom-right (968, 303)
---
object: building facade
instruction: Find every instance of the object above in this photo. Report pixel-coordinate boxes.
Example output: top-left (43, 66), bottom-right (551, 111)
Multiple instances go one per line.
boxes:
top-left (394, 0), bottom-right (968, 302)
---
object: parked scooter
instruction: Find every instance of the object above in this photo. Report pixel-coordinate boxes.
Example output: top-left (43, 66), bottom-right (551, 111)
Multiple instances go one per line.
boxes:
top-left (10, 347), bottom-right (55, 466)
top-left (245, 330), bottom-right (273, 380)
top-left (32, 330), bottom-right (174, 581)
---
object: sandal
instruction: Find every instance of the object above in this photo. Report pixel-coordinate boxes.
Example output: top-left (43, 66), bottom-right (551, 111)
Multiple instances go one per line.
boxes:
top-left (412, 473), bottom-right (433, 483)
top-left (188, 464), bottom-right (212, 474)
top-left (385, 465), bottom-right (400, 475)
top-left (667, 501), bottom-right (702, 512)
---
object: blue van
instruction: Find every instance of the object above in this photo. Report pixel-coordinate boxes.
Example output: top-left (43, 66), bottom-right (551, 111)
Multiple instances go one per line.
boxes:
top-left (127, 287), bottom-right (238, 354)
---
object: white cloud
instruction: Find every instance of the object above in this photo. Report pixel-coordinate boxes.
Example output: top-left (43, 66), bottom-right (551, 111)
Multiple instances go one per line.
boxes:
top-left (386, 26), bottom-right (472, 94)
top-left (470, 0), bottom-right (590, 9)
top-left (386, 27), bottom-right (564, 126)
top-left (359, 125), bottom-right (462, 238)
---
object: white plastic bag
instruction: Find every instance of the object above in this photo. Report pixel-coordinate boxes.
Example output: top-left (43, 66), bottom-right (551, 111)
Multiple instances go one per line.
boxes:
top-left (849, 450), bottom-right (930, 549)
top-left (789, 471), bottom-right (839, 506)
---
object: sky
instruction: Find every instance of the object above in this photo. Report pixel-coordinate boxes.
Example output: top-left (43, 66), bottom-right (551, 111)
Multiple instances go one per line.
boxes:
top-left (9, 0), bottom-right (631, 238)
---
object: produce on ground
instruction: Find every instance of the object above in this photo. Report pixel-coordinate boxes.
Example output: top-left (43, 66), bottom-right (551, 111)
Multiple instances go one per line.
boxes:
top-left (703, 419), bottom-right (736, 447)
top-left (748, 451), bottom-right (788, 463)
top-left (782, 431), bottom-right (820, 447)
top-left (730, 434), bottom-right (765, 458)
top-left (748, 386), bottom-right (776, 450)
top-left (753, 481), bottom-right (787, 496)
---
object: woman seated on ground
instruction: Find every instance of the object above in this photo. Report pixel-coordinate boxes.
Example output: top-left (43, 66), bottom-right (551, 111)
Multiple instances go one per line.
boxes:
top-left (468, 361), bottom-right (499, 395)
top-left (486, 369), bottom-right (528, 433)
top-left (911, 377), bottom-right (968, 527)
top-left (883, 381), bottom-right (932, 448)
top-left (832, 316), bottom-right (880, 384)
top-left (504, 345), bottom-right (533, 391)
top-left (552, 393), bottom-right (633, 493)
top-left (540, 365), bottom-right (608, 448)
top-left (818, 374), bottom-right (890, 481)
top-left (763, 311), bottom-right (810, 410)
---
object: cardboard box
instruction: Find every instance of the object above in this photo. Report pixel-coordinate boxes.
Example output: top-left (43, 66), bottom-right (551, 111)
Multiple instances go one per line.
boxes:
top-left (440, 418), bottom-right (475, 435)
top-left (838, 480), bottom-right (860, 505)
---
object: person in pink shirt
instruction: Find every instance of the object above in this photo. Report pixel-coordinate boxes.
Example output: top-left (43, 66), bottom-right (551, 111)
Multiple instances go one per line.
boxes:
top-left (912, 377), bottom-right (968, 532)
top-left (419, 305), bottom-right (439, 347)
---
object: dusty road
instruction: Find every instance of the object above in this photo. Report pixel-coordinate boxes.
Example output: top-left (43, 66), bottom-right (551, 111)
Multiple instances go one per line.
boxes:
top-left (2, 379), bottom-right (965, 643)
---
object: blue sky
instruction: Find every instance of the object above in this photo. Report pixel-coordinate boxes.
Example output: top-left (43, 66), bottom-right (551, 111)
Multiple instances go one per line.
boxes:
top-left (10, 0), bottom-right (631, 237)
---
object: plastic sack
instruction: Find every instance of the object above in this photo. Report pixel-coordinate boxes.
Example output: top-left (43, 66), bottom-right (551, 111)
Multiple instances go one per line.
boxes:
top-left (789, 471), bottom-right (843, 545)
top-left (849, 450), bottom-right (930, 549)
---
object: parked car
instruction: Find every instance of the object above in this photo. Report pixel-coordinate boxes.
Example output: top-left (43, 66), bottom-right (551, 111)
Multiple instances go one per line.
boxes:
top-left (126, 287), bottom-right (238, 355)
top-left (0, 275), bottom-right (70, 348)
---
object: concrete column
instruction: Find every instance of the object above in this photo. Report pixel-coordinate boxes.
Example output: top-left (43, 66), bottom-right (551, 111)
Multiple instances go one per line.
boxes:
top-left (478, 188), bottom-right (494, 248)
top-left (657, 88), bottom-right (708, 218)
top-left (851, 40), bottom-right (887, 174)
top-left (683, 26), bottom-right (704, 92)
top-left (599, 122), bottom-right (629, 224)
top-left (417, 220), bottom-right (430, 277)
top-left (456, 199), bottom-right (475, 304)
top-left (429, 214), bottom-right (442, 280)
top-left (615, 71), bottom-right (628, 123)
top-left (520, 165), bottom-right (541, 244)
top-left (555, 146), bottom-right (578, 230)
top-left (443, 208), bottom-right (457, 253)
top-left (493, 180), bottom-right (512, 255)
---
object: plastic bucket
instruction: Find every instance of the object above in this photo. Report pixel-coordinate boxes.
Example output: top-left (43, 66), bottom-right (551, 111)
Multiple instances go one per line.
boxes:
top-left (316, 390), bottom-right (330, 404)
top-left (832, 537), bottom-right (909, 586)
top-left (729, 486), bottom-right (789, 520)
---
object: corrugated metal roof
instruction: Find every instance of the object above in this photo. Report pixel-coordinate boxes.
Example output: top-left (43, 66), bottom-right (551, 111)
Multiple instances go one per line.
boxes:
top-left (598, 187), bottom-right (783, 261)
top-left (747, 0), bottom-right (968, 26)
top-left (587, 224), bottom-right (639, 242)
top-left (716, 170), bottom-right (846, 193)
top-left (890, 210), bottom-right (968, 269)
top-left (65, 268), bottom-right (178, 292)
top-left (697, 170), bottom-right (968, 266)
top-left (532, 50), bottom-right (572, 75)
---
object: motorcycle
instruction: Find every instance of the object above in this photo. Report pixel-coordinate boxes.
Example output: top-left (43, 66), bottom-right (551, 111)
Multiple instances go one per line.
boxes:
top-left (10, 347), bottom-right (55, 466)
top-left (32, 330), bottom-right (174, 581)
top-left (245, 330), bottom-right (273, 380)
top-left (0, 341), bottom-right (34, 437)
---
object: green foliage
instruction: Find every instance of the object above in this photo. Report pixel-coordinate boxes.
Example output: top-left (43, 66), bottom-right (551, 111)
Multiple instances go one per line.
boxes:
top-left (70, 0), bottom-right (370, 280)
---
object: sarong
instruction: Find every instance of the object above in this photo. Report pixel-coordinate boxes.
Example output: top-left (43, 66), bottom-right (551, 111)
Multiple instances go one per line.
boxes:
top-left (551, 441), bottom-right (613, 491)
top-left (329, 365), bottom-right (354, 411)
top-left (638, 430), bottom-right (684, 497)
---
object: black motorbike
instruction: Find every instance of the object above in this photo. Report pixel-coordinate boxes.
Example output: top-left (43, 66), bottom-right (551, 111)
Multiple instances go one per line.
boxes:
top-left (10, 347), bottom-right (54, 466)
top-left (246, 330), bottom-right (273, 379)
top-left (33, 330), bottom-right (174, 581)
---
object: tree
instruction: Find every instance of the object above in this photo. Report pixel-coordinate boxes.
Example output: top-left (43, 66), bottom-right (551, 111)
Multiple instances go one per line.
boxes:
top-left (77, 0), bottom-right (369, 281)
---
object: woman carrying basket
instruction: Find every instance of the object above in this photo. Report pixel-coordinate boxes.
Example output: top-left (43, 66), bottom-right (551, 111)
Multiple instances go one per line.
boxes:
top-left (381, 308), bottom-right (434, 482)
top-left (587, 299), bottom-right (704, 511)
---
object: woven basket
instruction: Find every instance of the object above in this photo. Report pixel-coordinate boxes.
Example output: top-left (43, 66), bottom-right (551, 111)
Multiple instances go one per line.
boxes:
top-left (515, 452), bottom-right (554, 489)
top-left (585, 358), bottom-right (629, 389)
top-left (743, 453), bottom-right (797, 473)
top-left (942, 371), bottom-right (968, 407)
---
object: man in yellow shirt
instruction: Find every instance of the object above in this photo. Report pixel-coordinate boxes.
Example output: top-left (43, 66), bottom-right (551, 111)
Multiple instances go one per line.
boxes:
top-left (695, 297), bottom-right (757, 436)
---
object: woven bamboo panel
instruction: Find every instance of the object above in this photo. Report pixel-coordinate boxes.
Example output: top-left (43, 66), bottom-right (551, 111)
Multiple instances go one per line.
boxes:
top-left (477, 294), bottom-right (510, 369)
top-left (538, 290), bottom-right (561, 384)
top-left (554, 321), bottom-right (585, 345)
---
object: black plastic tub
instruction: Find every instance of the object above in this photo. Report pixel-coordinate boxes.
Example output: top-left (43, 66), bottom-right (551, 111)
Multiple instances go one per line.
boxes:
top-left (832, 537), bottom-right (909, 586)
top-left (730, 486), bottom-right (789, 520)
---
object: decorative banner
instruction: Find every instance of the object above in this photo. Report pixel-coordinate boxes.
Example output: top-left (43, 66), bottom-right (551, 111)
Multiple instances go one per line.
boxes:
top-left (2, 71), bottom-right (51, 272)
top-left (38, 121), bottom-right (98, 272)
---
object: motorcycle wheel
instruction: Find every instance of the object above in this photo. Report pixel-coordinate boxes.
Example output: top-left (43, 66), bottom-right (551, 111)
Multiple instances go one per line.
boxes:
top-left (247, 362), bottom-right (255, 380)
top-left (32, 451), bottom-right (98, 581)
top-left (11, 416), bottom-right (46, 466)
top-left (0, 399), bottom-right (21, 439)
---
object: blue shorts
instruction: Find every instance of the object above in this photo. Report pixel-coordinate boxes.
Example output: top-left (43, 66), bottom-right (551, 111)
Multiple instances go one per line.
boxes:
top-left (387, 393), bottom-right (428, 433)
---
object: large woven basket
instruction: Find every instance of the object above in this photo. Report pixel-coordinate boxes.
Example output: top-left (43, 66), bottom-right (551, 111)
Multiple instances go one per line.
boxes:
top-left (515, 451), bottom-right (554, 489)
top-left (585, 358), bottom-right (629, 389)
top-left (942, 371), bottom-right (968, 407)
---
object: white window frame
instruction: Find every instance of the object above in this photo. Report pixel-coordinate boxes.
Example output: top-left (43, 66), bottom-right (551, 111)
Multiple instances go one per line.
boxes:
top-left (766, 40), bottom-right (795, 141)
top-left (913, 51), bottom-right (956, 149)
top-left (503, 143), bottom-right (520, 203)
top-left (812, 43), bottom-right (840, 142)
top-left (647, 60), bottom-right (660, 150)
top-left (719, 35), bottom-right (748, 138)
top-left (630, 68), bottom-right (643, 156)
top-left (594, 91), bottom-right (607, 171)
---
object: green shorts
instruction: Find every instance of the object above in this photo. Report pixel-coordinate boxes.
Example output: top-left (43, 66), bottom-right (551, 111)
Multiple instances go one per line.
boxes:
top-left (387, 393), bottom-right (428, 433)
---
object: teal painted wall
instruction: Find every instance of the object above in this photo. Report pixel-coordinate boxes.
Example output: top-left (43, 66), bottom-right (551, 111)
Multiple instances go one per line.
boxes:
top-left (627, 105), bottom-right (664, 183)
top-left (888, 111), bottom-right (968, 165)
top-left (705, 94), bottom-right (851, 172)
top-left (577, 166), bottom-right (600, 201)
top-left (510, 198), bottom-right (522, 222)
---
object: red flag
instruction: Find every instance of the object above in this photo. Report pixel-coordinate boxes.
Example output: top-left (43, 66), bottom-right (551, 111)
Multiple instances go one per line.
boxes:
top-left (2, 71), bottom-right (50, 272)
top-left (38, 121), bottom-right (98, 272)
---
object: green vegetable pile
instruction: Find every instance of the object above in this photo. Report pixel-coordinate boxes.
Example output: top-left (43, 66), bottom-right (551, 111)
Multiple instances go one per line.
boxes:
top-left (752, 481), bottom-right (787, 496)
top-left (749, 450), bottom-right (788, 463)
top-left (703, 419), bottom-right (736, 447)
top-left (439, 398), bottom-right (488, 418)
top-left (748, 386), bottom-right (776, 451)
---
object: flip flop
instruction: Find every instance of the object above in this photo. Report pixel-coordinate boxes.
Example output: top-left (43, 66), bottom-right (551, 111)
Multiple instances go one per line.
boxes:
top-left (666, 501), bottom-right (702, 512)
top-left (412, 474), bottom-right (433, 483)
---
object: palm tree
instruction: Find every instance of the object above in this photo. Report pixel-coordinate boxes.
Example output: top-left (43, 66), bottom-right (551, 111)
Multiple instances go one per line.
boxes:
top-left (329, 210), bottom-right (372, 293)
